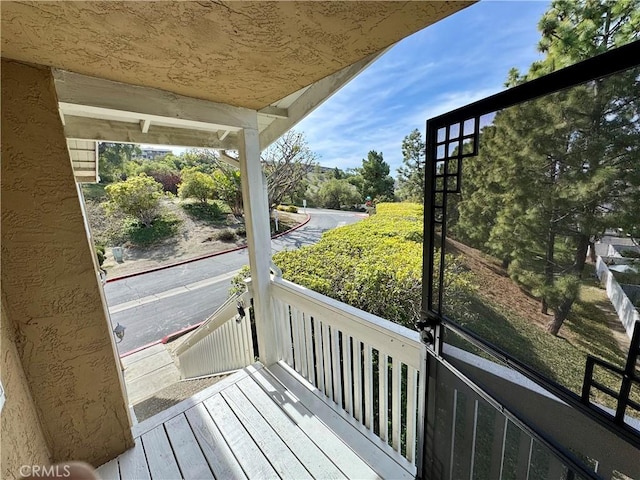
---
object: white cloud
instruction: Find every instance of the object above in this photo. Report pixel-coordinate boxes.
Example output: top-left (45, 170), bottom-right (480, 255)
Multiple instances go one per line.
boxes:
top-left (296, 1), bottom-right (549, 176)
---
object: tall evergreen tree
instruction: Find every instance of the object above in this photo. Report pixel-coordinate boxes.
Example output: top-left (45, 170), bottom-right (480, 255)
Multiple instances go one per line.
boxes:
top-left (397, 129), bottom-right (426, 202)
top-left (98, 143), bottom-right (141, 183)
top-left (454, 0), bottom-right (640, 335)
top-left (358, 150), bottom-right (395, 201)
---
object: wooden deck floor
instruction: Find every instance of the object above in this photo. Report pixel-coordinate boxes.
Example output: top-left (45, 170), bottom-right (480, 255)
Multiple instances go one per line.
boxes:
top-left (98, 362), bottom-right (414, 480)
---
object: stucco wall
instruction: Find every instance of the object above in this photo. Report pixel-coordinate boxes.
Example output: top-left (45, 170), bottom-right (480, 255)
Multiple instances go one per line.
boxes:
top-left (1, 59), bottom-right (133, 465)
top-left (1, 297), bottom-right (52, 479)
top-left (1, 1), bottom-right (471, 109)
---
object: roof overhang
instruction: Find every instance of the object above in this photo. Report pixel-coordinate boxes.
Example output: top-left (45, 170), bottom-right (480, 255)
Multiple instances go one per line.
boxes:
top-left (1, 1), bottom-right (472, 109)
top-left (2, 1), bottom-right (474, 157)
top-left (55, 51), bottom-right (383, 153)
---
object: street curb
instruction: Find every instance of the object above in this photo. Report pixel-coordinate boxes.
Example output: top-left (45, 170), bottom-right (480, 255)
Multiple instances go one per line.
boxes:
top-left (118, 321), bottom-right (205, 358)
top-left (106, 213), bottom-right (311, 283)
top-left (119, 339), bottom-right (163, 358)
top-left (161, 321), bottom-right (205, 344)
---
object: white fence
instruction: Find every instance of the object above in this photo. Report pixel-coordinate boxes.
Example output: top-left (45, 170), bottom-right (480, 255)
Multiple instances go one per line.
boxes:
top-left (595, 256), bottom-right (640, 339)
top-left (176, 291), bottom-right (254, 379)
top-left (271, 276), bottom-right (426, 469)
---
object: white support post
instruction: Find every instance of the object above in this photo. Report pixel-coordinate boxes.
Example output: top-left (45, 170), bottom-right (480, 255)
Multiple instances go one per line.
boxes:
top-left (238, 127), bottom-right (278, 365)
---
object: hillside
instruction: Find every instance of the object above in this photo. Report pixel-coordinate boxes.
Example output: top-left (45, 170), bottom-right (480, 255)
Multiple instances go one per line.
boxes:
top-left (86, 195), bottom-right (304, 278)
top-left (447, 237), bottom-right (552, 330)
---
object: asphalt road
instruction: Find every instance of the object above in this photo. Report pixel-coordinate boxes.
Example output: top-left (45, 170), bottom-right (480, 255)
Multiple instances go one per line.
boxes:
top-left (104, 208), bottom-right (364, 354)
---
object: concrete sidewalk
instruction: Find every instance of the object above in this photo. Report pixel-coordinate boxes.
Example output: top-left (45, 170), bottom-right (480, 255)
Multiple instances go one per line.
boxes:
top-left (121, 344), bottom-right (180, 405)
top-left (120, 342), bottom-right (229, 422)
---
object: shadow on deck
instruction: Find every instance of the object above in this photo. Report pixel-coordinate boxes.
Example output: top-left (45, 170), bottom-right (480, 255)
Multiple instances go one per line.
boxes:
top-left (98, 362), bottom-right (413, 480)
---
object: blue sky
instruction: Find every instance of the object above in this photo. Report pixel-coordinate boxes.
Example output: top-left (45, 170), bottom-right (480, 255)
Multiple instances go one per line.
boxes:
top-left (153, 1), bottom-right (551, 177)
top-left (296, 0), bottom-right (550, 176)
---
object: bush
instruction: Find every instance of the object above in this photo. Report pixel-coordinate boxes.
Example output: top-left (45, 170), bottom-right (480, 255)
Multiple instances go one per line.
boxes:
top-left (95, 244), bottom-right (106, 266)
top-left (82, 183), bottom-right (107, 202)
top-left (236, 226), bottom-right (247, 238)
top-left (181, 201), bottom-right (224, 223)
top-left (178, 167), bottom-right (216, 204)
top-left (233, 202), bottom-right (474, 328)
top-left (212, 168), bottom-right (243, 216)
top-left (105, 174), bottom-right (164, 227)
top-left (124, 214), bottom-right (181, 247)
top-left (216, 229), bottom-right (237, 242)
top-left (277, 205), bottom-right (298, 213)
top-left (149, 171), bottom-right (181, 194)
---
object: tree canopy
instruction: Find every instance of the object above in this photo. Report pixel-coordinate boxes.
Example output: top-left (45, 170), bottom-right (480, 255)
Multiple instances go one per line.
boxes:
top-left (262, 130), bottom-right (317, 207)
top-left (98, 143), bottom-right (141, 183)
top-left (316, 179), bottom-right (361, 210)
top-left (396, 129), bottom-right (426, 202)
top-left (452, 0), bottom-right (640, 335)
top-left (358, 150), bottom-right (395, 201)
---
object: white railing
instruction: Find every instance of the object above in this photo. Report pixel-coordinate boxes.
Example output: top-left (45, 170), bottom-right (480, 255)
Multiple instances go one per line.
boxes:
top-left (270, 276), bottom-right (426, 467)
top-left (596, 256), bottom-right (639, 339)
top-left (175, 291), bottom-right (254, 379)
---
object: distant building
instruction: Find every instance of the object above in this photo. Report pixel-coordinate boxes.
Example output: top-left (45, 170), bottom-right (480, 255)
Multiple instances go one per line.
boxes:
top-left (138, 148), bottom-right (172, 160)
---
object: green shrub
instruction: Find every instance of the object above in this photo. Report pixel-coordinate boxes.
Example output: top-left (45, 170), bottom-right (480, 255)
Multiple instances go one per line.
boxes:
top-left (233, 202), bottom-right (474, 328)
top-left (82, 183), bottom-right (107, 202)
top-left (105, 174), bottom-right (164, 227)
top-left (182, 201), bottom-right (223, 223)
top-left (236, 226), bottom-right (247, 238)
top-left (216, 229), bottom-right (237, 242)
top-left (124, 214), bottom-right (181, 247)
top-left (95, 244), bottom-right (106, 266)
top-left (178, 167), bottom-right (216, 204)
top-left (276, 205), bottom-right (298, 213)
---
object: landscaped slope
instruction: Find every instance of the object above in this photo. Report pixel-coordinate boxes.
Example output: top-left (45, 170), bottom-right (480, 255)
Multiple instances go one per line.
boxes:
top-left (270, 202), bottom-right (635, 414)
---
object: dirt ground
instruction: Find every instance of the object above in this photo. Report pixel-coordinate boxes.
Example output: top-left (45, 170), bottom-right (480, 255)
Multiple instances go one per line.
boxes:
top-left (447, 237), bottom-right (628, 352)
top-left (101, 200), bottom-right (306, 278)
top-left (447, 238), bottom-right (554, 330)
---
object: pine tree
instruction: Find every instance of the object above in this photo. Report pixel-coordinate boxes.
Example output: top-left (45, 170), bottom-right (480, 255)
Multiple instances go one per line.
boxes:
top-left (397, 129), bottom-right (426, 202)
top-left (454, 0), bottom-right (640, 335)
top-left (358, 150), bottom-right (395, 201)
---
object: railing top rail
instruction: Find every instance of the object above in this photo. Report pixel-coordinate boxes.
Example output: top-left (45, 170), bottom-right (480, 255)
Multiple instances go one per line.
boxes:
top-left (271, 276), bottom-right (422, 350)
top-left (175, 290), bottom-right (249, 356)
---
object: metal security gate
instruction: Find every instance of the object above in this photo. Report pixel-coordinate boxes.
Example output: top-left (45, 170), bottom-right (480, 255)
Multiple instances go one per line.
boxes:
top-left (417, 41), bottom-right (640, 480)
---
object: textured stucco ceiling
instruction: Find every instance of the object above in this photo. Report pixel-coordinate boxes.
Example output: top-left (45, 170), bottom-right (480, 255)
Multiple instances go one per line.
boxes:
top-left (1, 1), bottom-right (471, 110)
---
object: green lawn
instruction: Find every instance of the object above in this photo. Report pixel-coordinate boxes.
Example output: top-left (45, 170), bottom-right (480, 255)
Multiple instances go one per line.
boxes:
top-left (454, 274), bottom-right (635, 414)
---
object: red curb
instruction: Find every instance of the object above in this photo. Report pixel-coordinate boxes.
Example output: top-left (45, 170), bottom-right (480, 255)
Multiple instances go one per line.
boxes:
top-left (106, 213), bottom-right (311, 283)
top-left (161, 321), bottom-right (205, 344)
top-left (119, 339), bottom-right (163, 358)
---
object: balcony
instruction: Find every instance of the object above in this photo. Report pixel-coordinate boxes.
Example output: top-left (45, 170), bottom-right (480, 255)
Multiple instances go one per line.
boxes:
top-left (99, 362), bottom-right (412, 480)
top-left (101, 275), bottom-right (638, 479)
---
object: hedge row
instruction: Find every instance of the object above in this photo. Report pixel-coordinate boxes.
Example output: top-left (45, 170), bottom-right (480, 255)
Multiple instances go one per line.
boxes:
top-left (269, 203), bottom-right (474, 328)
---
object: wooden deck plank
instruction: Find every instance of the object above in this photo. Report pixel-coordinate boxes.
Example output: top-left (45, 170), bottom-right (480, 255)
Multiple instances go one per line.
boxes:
top-left (237, 375), bottom-right (347, 479)
top-left (141, 425), bottom-right (182, 480)
top-left (221, 384), bottom-right (313, 479)
top-left (114, 361), bottom-right (416, 480)
top-left (96, 459), bottom-right (119, 480)
top-left (250, 366), bottom-right (381, 480)
top-left (133, 364), bottom-right (260, 437)
top-left (269, 361), bottom-right (415, 480)
top-left (118, 437), bottom-right (151, 480)
top-left (203, 394), bottom-right (279, 479)
top-left (184, 403), bottom-right (247, 480)
top-left (164, 414), bottom-right (214, 480)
